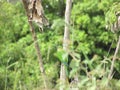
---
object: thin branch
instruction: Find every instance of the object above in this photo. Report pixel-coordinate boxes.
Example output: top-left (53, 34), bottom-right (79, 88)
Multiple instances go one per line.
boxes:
top-left (108, 36), bottom-right (120, 79)
top-left (21, 0), bottom-right (48, 89)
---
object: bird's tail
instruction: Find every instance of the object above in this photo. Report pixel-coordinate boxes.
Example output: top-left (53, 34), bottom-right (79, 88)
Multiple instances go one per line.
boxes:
top-left (42, 15), bottom-right (49, 26)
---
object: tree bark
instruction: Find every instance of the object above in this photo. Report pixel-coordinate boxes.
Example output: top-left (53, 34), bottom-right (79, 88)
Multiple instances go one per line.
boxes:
top-left (60, 0), bottom-right (72, 90)
top-left (21, 0), bottom-right (48, 89)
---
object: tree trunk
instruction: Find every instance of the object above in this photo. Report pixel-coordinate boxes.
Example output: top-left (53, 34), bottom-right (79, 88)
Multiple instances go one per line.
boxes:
top-left (21, 0), bottom-right (48, 89)
top-left (60, 0), bottom-right (72, 90)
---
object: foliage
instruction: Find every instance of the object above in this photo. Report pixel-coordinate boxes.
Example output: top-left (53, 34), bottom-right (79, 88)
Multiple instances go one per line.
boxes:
top-left (0, 0), bottom-right (120, 90)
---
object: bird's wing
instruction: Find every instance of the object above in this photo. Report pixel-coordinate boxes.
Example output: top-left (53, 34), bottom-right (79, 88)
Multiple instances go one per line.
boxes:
top-left (35, 0), bottom-right (44, 16)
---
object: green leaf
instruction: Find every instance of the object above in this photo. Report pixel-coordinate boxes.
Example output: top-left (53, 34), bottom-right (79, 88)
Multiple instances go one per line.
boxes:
top-left (54, 49), bottom-right (68, 64)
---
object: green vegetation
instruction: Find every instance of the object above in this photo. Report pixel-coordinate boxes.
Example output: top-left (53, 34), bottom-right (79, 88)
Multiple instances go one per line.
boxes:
top-left (0, 0), bottom-right (120, 90)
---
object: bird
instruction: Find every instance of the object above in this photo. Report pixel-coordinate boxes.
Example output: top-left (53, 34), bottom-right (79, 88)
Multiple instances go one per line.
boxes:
top-left (28, 0), bottom-right (49, 31)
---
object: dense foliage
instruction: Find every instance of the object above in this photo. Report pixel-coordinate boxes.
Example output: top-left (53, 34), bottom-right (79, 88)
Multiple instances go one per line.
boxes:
top-left (0, 0), bottom-right (120, 90)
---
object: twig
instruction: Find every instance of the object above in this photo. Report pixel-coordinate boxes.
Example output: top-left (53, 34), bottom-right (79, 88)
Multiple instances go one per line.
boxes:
top-left (108, 36), bottom-right (120, 79)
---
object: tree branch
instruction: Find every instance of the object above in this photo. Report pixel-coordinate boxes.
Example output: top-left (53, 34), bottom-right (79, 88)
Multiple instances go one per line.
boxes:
top-left (108, 36), bottom-right (120, 79)
top-left (21, 0), bottom-right (48, 89)
top-left (60, 0), bottom-right (72, 90)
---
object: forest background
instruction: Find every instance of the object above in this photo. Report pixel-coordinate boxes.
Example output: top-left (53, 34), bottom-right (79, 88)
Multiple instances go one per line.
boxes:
top-left (0, 0), bottom-right (120, 90)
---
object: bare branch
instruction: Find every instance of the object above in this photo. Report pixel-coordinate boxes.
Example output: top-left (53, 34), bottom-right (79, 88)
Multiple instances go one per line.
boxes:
top-left (60, 0), bottom-right (72, 90)
top-left (108, 36), bottom-right (120, 79)
top-left (22, 0), bottom-right (48, 89)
